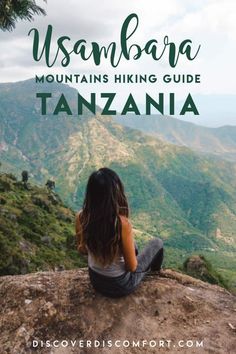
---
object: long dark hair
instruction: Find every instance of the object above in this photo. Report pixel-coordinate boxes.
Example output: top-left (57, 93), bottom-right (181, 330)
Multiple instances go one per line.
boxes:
top-left (80, 168), bottom-right (129, 265)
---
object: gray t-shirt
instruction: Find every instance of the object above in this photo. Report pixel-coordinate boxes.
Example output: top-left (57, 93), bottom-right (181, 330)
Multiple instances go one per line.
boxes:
top-left (88, 250), bottom-right (126, 277)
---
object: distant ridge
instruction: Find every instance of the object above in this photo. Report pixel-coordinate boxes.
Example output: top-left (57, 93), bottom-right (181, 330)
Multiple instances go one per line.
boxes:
top-left (115, 114), bottom-right (236, 161)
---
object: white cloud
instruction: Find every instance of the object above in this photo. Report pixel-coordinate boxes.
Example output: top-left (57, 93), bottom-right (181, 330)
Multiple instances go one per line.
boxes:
top-left (0, 0), bottom-right (235, 109)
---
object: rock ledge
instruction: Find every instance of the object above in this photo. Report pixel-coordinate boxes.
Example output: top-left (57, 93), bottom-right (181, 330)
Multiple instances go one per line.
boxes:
top-left (0, 269), bottom-right (235, 354)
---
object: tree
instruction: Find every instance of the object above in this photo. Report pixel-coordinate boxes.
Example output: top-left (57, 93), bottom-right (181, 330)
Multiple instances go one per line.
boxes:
top-left (46, 180), bottom-right (55, 191)
top-left (0, 0), bottom-right (47, 32)
top-left (21, 170), bottom-right (29, 190)
top-left (21, 171), bottom-right (29, 183)
top-left (21, 170), bottom-right (29, 183)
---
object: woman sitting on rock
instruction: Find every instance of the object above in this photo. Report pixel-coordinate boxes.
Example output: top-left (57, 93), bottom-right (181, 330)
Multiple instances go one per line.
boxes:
top-left (75, 167), bottom-right (164, 298)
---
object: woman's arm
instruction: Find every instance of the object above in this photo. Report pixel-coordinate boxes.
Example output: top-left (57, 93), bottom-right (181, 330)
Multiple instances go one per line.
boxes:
top-left (75, 211), bottom-right (88, 255)
top-left (120, 216), bottom-right (137, 272)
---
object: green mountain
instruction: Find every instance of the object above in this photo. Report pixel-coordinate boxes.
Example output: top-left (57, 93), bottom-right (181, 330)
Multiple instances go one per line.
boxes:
top-left (0, 79), bottom-right (236, 288)
top-left (115, 115), bottom-right (236, 161)
top-left (0, 172), bottom-right (86, 275)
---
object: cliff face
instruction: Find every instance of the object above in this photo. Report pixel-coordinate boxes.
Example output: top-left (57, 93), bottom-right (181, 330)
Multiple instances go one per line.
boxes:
top-left (0, 269), bottom-right (235, 354)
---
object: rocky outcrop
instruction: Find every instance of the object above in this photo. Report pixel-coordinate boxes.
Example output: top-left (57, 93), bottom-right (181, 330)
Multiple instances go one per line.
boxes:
top-left (183, 255), bottom-right (228, 288)
top-left (0, 269), bottom-right (235, 354)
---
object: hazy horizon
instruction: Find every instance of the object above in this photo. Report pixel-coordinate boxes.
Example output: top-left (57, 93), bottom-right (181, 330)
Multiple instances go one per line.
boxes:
top-left (1, 78), bottom-right (235, 128)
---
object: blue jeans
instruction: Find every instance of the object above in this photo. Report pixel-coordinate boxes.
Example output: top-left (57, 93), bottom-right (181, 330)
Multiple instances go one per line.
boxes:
top-left (89, 238), bottom-right (163, 298)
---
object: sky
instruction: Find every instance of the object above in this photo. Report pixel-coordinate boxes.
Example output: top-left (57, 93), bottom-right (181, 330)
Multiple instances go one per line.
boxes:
top-left (0, 0), bottom-right (236, 126)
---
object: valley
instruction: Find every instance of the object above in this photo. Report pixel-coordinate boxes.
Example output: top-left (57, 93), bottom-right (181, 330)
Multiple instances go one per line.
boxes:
top-left (0, 79), bottom-right (236, 289)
